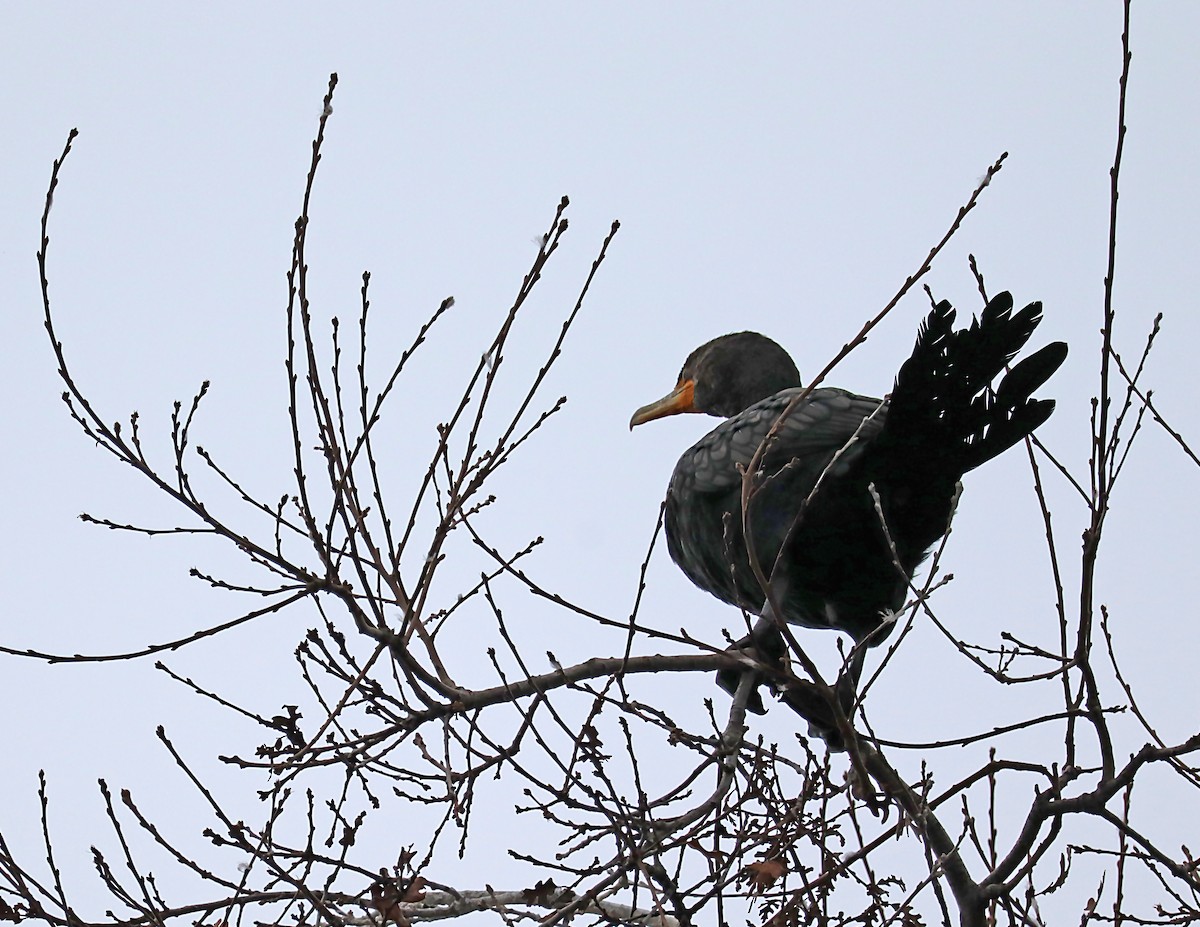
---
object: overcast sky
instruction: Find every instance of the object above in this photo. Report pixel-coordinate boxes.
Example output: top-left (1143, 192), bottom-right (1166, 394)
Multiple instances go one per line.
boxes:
top-left (3, 3), bottom-right (1199, 921)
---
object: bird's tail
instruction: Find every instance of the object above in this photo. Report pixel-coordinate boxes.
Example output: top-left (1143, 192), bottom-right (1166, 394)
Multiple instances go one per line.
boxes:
top-left (888, 291), bottom-right (1067, 473)
top-left (864, 292), bottom-right (1067, 557)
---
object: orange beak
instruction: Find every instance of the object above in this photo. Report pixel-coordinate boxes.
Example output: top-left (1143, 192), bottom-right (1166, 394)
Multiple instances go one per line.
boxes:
top-left (629, 378), bottom-right (696, 429)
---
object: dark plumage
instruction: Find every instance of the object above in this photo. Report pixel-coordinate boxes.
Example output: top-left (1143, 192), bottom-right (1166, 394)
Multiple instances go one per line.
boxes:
top-left (630, 292), bottom-right (1067, 745)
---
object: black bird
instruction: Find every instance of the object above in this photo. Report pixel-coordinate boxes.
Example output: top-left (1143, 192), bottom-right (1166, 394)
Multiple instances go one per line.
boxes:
top-left (630, 292), bottom-right (1067, 745)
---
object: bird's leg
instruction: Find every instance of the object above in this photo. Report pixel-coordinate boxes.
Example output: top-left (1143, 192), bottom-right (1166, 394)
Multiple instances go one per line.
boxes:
top-left (718, 571), bottom-right (804, 716)
top-left (715, 614), bottom-right (786, 715)
top-left (836, 608), bottom-right (896, 726)
top-left (835, 641), bottom-right (870, 726)
top-left (774, 642), bottom-right (863, 753)
top-left (746, 613), bottom-right (788, 660)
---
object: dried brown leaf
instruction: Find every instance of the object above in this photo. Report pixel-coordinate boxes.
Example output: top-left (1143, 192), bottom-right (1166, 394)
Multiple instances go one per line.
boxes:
top-left (744, 859), bottom-right (787, 893)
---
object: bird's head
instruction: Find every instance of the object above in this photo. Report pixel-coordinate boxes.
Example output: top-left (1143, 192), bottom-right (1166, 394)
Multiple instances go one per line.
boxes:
top-left (629, 331), bottom-right (801, 428)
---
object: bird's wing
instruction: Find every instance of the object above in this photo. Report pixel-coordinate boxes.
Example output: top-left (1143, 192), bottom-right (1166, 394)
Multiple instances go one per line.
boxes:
top-left (680, 388), bottom-right (888, 494)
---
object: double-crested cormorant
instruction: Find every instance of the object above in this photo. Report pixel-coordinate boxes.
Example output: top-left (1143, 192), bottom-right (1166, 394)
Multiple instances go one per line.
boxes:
top-left (630, 292), bottom-right (1067, 745)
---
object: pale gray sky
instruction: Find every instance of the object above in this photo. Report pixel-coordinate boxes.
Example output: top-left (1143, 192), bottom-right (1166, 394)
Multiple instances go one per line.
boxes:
top-left (3, 3), bottom-right (1198, 921)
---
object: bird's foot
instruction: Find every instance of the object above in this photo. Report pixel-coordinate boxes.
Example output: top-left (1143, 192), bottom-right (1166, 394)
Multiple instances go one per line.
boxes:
top-left (779, 682), bottom-right (844, 751)
top-left (715, 627), bottom-right (786, 715)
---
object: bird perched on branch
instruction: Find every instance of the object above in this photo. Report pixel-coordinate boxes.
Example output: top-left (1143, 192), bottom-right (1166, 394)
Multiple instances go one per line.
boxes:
top-left (630, 292), bottom-right (1067, 747)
